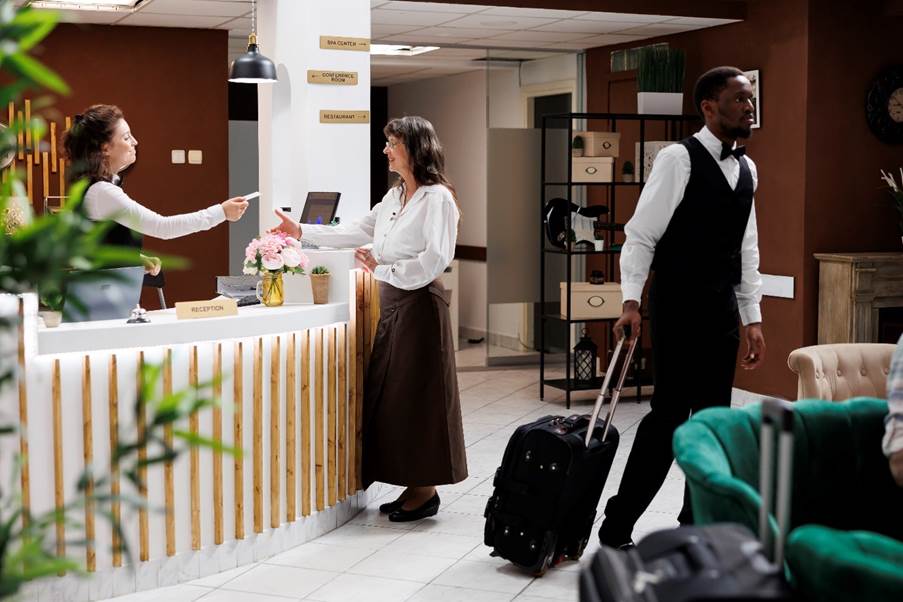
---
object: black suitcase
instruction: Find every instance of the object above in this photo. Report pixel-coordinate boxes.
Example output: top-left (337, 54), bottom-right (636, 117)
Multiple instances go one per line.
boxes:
top-left (484, 334), bottom-right (638, 575)
top-left (579, 399), bottom-right (798, 601)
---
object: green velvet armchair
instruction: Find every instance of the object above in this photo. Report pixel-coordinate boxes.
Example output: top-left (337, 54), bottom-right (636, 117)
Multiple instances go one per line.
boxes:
top-left (673, 398), bottom-right (903, 602)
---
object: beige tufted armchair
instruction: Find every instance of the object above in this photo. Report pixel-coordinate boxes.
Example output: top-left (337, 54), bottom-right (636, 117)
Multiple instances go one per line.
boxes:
top-left (787, 343), bottom-right (896, 401)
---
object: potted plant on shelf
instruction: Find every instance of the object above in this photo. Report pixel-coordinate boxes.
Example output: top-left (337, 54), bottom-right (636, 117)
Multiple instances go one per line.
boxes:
top-left (244, 232), bottom-right (309, 306)
top-left (880, 168), bottom-right (903, 245)
top-left (310, 265), bottom-right (330, 304)
top-left (572, 135), bottom-right (585, 157)
top-left (622, 160), bottom-right (635, 183)
top-left (636, 45), bottom-right (686, 115)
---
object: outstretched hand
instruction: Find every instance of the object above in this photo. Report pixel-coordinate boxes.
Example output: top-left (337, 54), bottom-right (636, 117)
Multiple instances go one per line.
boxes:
top-left (270, 208), bottom-right (301, 239)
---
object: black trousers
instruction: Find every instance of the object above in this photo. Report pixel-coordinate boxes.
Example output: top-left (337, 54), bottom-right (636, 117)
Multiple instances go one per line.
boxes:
top-left (602, 277), bottom-right (740, 537)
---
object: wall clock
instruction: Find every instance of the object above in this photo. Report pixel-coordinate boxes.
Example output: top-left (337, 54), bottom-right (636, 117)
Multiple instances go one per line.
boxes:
top-left (866, 65), bottom-right (903, 144)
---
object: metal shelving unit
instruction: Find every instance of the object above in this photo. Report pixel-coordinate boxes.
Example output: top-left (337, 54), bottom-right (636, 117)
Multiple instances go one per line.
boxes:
top-left (539, 112), bottom-right (698, 408)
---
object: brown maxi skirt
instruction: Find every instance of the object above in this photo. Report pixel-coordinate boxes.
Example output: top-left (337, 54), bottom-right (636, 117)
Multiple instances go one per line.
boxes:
top-left (362, 279), bottom-right (468, 488)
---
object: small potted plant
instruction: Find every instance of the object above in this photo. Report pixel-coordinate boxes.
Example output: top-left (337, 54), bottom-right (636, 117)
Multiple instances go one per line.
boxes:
top-left (572, 135), bottom-right (585, 158)
top-left (38, 289), bottom-right (63, 328)
top-left (636, 45), bottom-right (686, 115)
top-left (243, 232), bottom-right (309, 307)
top-left (622, 160), bottom-right (635, 183)
top-left (880, 168), bottom-right (903, 245)
top-left (310, 265), bottom-right (330, 305)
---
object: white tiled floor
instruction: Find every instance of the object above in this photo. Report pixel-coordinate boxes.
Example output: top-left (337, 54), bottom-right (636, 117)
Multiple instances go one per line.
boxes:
top-left (102, 366), bottom-right (685, 602)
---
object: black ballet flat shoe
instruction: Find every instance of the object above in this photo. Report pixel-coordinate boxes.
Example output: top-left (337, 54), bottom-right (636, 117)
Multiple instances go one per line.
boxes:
top-left (378, 497), bottom-right (406, 514)
top-left (388, 493), bottom-right (440, 522)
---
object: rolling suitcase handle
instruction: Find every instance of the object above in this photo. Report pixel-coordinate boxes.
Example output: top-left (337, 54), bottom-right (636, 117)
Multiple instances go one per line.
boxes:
top-left (584, 326), bottom-right (639, 447)
top-left (760, 398), bottom-right (794, 567)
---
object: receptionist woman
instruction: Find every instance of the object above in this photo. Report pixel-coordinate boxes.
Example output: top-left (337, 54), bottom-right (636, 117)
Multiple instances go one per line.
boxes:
top-left (272, 116), bottom-right (467, 522)
top-left (63, 104), bottom-right (248, 264)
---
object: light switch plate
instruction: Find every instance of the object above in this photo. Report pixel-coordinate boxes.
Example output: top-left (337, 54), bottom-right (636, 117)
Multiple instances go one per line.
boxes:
top-left (188, 150), bottom-right (203, 165)
top-left (761, 274), bottom-right (794, 299)
top-left (171, 149), bottom-right (185, 164)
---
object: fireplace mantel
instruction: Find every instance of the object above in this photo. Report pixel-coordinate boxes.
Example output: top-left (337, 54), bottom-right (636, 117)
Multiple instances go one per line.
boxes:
top-left (815, 252), bottom-right (903, 343)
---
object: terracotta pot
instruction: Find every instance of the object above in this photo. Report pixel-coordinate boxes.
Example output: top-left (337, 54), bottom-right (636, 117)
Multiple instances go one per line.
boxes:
top-left (310, 274), bottom-right (330, 305)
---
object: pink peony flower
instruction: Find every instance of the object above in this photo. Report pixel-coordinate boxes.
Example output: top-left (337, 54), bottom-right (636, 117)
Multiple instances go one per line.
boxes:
top-left (262, 254), bottom-right (284, 271)
top-left (282, 247), bottom-right (302, 268)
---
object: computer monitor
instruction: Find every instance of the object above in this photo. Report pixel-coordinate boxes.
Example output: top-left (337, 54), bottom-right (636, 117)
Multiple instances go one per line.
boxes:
top-left (299, 191), bottom-right (341, 225)
top-left (63, 266), bottom-right (145, 322)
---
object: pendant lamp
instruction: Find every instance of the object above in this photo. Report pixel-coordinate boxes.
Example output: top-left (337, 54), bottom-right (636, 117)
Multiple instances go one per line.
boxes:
top-left (229, 0), bottom-right (277, 84)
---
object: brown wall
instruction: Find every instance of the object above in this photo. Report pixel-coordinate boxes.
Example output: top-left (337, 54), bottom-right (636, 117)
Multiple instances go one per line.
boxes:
top-left (586, 1), bottom-right (812, 397)
top-left (802, 3), bottom-right (903, 345)
top-left (34, 24), bottom-right (229, 305)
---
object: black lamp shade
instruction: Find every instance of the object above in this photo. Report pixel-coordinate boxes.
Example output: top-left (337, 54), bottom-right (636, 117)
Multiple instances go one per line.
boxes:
top-left (229, 40), bottom-right (277, 84)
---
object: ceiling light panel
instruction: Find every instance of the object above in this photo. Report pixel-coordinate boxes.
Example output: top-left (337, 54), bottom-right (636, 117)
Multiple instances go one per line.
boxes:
top-left (371, 8), bottom-right (469, 27)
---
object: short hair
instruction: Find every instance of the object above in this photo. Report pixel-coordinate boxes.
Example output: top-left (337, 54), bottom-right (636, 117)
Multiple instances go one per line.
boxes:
top-left (693, 66), bottom-right (744, 117)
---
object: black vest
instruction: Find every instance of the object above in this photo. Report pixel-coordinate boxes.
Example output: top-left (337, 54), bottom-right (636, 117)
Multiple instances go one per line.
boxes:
top-left (651, 136), bottom-right (753, 288)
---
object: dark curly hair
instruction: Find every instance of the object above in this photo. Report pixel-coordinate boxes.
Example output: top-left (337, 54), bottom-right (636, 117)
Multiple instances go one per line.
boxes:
top-left (62, 104), bottom-right (123, 183)
top-left (383, 116), bottom-right (459, 213)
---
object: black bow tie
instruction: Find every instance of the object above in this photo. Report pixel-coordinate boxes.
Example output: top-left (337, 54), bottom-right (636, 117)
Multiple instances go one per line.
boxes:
top-left (720, 143), bottom-right (746, 161)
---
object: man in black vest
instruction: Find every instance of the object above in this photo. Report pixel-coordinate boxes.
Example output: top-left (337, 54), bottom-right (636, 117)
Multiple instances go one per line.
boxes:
top-left (598, 66), bottom-right (766, 549)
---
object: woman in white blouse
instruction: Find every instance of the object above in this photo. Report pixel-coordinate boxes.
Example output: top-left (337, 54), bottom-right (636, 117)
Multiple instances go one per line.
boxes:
top-left (63, 104), bottom-right (248, 273)
top-left (272, 116), bottom-right (467, 522)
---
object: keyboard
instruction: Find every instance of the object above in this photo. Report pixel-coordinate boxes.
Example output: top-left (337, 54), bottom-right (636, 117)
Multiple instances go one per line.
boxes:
top-left (236, 295), bottom-right (260, 307)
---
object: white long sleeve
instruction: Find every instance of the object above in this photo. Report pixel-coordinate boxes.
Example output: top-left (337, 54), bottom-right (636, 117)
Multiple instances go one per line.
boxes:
top-left (303, 185), bottom-right (458, 291)
top-left (84, 181), bottom-right (225, 240)
top-left (301, 203), bottom-right (379, 248)
top-left (619, 126), bottom-right (763, 325)
top-left (372, 191), bottom-right (458, 290)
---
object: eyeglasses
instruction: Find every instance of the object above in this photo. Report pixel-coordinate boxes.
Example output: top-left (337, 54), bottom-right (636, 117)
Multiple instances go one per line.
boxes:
top-left (385, 140), bottom-right (400, 149)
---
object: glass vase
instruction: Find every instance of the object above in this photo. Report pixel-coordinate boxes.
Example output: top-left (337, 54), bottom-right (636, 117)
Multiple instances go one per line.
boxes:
top-left (256, 272), bottom-right (284, 307)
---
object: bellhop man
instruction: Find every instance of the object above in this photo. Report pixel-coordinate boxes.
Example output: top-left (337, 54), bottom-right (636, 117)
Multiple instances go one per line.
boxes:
top-left (598, 66), bottom-right (766, 549)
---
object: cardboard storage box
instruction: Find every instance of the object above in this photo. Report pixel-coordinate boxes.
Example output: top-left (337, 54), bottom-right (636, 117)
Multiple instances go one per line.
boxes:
top-left (574, 131), bottom-right (620, 157)
top-left (560, 282), bottom-right (622, 320)
top-left (572, 156), bottom-right (614, 183)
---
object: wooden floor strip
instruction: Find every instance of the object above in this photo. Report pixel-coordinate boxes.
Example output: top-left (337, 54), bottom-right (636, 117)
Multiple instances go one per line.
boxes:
top-left (82, 356), bottom-right (95, 571)
top-left (300, 331), bottom-right (311, 517)
top-left (109, 356), bottom-right (122, 566)
top-left (270, 336), bottom-right (281, 529)
top-left (233, 342), bottom-right (245, 539)
top-left (328, 327), bottom-right (337, 507)
top-left (163, 350), bottom-right (175, 556)
top-left (337, 324), bottom-right (347, 501)
top-left (253, 338), bottom-right (263, 533)
top-left (213, 343), bottom-right (224, 544)
top-left (189, 347), bottom-right (200, 550)
top-left (315, 329), bottom-right (325, 512)
top-left (285, 334), bottom-right (296, 522)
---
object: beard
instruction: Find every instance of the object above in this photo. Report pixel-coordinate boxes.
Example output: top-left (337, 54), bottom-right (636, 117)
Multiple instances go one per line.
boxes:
top-left (717, 110), bottom-right (752, 140)
top-left (728, 124), bottom-right (752, 139)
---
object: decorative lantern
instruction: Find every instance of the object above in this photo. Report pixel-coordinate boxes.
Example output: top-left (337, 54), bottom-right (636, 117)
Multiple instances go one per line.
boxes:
top-left (573, 330), bottom-right (598, 383)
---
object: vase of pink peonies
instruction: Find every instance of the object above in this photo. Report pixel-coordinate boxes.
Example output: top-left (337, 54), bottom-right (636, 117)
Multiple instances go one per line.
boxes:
top-left (244, 232), bottom-right (310, 307)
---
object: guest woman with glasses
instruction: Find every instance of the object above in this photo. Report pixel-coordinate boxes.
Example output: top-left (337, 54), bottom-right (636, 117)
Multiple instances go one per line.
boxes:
top-left (272, 116), bottom-right (466, 521)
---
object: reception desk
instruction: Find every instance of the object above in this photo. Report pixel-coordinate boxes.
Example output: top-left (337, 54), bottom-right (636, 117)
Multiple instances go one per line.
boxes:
top-left (4, 260), bottom-right (383, 601)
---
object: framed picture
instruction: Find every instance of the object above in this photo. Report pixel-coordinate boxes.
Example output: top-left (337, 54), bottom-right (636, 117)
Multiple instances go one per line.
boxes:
top-left (742, 69), bottom-right (761, 129)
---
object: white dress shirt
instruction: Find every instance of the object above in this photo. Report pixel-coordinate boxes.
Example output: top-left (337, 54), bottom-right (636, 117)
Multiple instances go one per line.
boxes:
top-left (302, 184), bottom-right (459, 291)
top-left (84, 181), bottom-right (226, 240)
top-left (620, 126), bottom-right (763, 325)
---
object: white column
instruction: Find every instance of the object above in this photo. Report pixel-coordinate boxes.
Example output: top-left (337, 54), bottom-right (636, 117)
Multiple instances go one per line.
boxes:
top-left (256, 0), bottom-right (371, 233)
